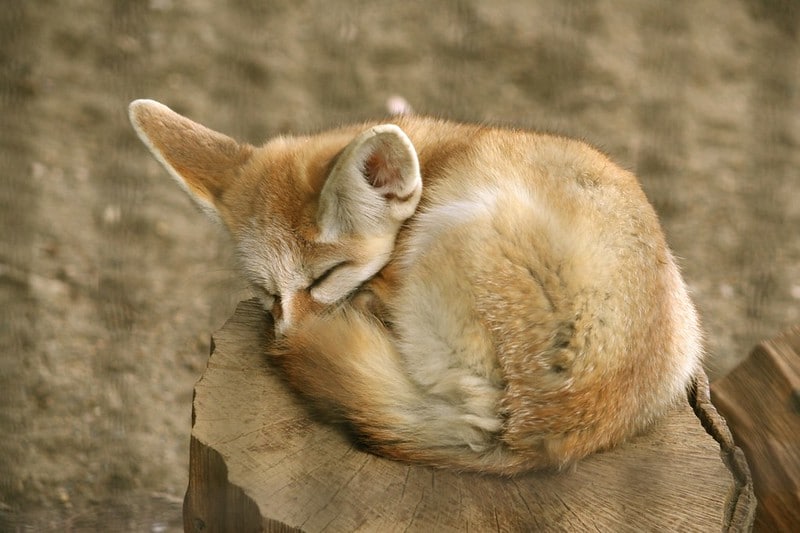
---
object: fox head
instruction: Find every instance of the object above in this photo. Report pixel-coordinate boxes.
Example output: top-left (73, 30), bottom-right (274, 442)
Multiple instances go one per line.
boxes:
top-left (129, 99), bottom-right (422, 335)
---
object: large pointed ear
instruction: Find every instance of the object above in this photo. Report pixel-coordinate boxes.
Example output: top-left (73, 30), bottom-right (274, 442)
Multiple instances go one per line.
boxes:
top-left (128, 99), bottom-right (252, 223)
top-left (317, 124), bottom-right (422, 241)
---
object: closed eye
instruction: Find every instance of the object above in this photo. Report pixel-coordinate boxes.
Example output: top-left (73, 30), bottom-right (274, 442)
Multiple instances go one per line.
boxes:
top-left (308, 261), bottom-right (349, 291)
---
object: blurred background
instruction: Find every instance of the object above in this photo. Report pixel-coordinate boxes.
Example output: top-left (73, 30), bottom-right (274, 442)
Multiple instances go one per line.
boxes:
top-left (1, 0), bottom-right (798, 530)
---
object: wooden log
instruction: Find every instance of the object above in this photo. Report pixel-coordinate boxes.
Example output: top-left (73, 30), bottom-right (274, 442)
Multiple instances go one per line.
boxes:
top-left (711, 325), bottom-right (800, 532)
top-left (183, 299), bottom-right (755, 532)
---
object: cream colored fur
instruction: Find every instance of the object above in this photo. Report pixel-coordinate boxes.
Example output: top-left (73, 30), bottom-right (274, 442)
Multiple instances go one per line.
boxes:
top-left (129, 99), bottom-right (703, 473)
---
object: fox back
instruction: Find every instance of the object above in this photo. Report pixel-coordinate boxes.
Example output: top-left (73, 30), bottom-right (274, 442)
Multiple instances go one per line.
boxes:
top-left (130, 100), bottom-right (702, 473)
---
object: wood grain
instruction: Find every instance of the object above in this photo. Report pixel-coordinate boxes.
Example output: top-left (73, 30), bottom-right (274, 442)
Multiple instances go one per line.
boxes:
top-left (712, 325), bottom-right (800, 532)
top-left (184, 299), bottom-right (755, 532)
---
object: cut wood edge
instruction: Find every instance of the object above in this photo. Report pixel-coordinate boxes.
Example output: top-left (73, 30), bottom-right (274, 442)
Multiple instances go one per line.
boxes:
top-left (688, 370), bottom-right (757, 531)
top-left (184, 435), bottom-right (299, 533)
top-left (183, 313), bottom-right (297, 533)
top-left (183, 346), bottom-right (302, 533)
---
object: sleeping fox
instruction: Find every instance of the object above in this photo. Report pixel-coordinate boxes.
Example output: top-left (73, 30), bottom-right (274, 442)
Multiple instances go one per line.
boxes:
top-left (129, 99), bottom-right (702, 474)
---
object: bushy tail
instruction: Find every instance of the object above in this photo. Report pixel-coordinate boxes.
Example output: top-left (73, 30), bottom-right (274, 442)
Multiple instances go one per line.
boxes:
top-left (269, 307), bottom-right (535, 474)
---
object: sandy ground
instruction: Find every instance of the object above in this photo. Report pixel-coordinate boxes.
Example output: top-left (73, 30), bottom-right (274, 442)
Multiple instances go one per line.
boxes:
top-left (1, 1), bottom-right (798, 530)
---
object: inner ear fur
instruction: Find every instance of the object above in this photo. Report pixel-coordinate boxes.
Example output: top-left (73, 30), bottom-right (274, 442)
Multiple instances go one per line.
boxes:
top-left (317, 124), bottom-right (422, 240)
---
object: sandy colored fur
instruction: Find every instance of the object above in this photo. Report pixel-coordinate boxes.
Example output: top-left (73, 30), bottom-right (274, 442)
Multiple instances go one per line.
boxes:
top-left (130, 100), bottom-right (703, 473)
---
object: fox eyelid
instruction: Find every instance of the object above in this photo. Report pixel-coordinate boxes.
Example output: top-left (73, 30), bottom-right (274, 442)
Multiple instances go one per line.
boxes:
top-left (308, 261), bottom-right (348, 291)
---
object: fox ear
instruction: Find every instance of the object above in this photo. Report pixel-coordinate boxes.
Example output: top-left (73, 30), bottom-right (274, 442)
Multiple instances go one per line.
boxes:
top-left (128, 99), bottom-right (252, 222)
top-left (318, 124), bottom-right (422, 240)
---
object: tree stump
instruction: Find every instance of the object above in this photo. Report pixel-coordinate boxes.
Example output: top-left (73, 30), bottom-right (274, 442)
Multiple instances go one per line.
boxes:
top-left (711, 325), bottom-right (800, 532)
top-left (183, 299), bottom-right (755, 532)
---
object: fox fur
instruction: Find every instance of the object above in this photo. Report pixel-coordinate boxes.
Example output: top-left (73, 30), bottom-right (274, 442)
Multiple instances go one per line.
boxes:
top-left (129, 99), bottom-right (703, 474)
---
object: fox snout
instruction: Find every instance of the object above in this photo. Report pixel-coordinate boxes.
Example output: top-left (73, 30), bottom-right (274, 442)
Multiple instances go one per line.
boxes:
top-left (268, 290), bottom-right (326, 338)
top-left (267, 296), bottom-right (288, 337)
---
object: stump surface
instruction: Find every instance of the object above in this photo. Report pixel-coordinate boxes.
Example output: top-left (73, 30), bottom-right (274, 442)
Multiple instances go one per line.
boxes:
top-left (184, 299), bottom-right (755, 532)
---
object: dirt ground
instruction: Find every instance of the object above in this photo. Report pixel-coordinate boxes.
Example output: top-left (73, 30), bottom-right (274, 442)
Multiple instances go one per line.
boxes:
top-left (1, 0), bottom-right (798, 530)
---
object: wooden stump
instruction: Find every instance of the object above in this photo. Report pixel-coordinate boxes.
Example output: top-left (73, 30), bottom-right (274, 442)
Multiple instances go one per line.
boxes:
top-left (183, 299), bottom-right (755, 532)
top-left (711, 325), bottom-right (800, 532)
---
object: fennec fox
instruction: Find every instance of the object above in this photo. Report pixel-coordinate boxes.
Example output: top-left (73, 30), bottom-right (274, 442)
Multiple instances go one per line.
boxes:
top-left (129, 99), bottom-right (702, 474)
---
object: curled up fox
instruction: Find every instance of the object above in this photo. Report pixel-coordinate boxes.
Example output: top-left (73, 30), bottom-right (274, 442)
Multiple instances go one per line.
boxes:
top-left (129, 99), bottom-right (702, 474)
